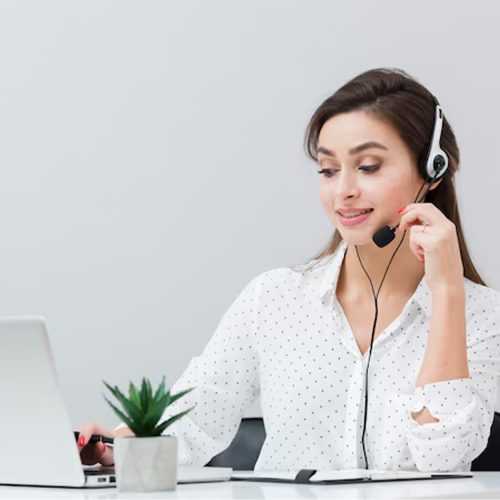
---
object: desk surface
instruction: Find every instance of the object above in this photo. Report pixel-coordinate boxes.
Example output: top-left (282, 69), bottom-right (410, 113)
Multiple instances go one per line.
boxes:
top-left (1, 472), bottom-right (500, 499)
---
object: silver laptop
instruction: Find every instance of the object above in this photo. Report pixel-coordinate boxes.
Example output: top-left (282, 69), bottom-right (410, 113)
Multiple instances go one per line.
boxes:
top-left (0, 317), bottom-right (232, 488)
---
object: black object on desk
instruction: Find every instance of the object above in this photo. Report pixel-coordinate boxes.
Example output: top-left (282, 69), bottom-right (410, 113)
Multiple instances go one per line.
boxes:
top-left (74, 432), bottom-right (114, 445)
top-left (231, 469), bottom-right (473, 485)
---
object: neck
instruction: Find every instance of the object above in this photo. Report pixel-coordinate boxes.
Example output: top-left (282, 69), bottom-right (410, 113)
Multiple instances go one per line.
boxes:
top-left (337, 233), bottom-right (424, 301)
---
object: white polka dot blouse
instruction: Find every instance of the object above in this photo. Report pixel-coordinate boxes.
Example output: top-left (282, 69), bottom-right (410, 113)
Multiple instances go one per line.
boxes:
top-left (159, 239), bottom-right (500, 472)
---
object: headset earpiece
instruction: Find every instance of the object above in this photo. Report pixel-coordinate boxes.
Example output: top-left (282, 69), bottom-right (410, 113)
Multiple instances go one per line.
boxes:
top-left (418, 95), bottom-right (449, 183)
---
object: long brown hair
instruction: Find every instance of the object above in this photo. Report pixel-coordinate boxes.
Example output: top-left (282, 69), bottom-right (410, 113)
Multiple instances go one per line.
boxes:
top-left (304, 67), bottom-right (486, 286)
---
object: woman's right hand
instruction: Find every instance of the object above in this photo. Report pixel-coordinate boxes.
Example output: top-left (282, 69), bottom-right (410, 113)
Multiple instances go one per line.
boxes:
top-left (76, 422), bottom-right (133, 466)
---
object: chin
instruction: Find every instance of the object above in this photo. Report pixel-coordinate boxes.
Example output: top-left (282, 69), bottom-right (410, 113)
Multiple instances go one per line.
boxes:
top-left (336, 230), bottom-right (375, 247)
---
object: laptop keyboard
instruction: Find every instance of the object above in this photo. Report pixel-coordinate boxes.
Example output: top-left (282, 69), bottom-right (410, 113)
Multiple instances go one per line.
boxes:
top-left (84, 466), bottom-right (115, 476)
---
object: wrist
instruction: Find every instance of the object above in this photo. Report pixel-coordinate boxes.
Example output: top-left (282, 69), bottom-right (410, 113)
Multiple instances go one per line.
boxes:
top-left (432, 282), bottom-right (465, 299)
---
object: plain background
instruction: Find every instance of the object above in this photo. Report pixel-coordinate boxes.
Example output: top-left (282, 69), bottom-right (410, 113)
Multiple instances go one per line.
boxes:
top-left (0, 1), bottom-right (499, 427)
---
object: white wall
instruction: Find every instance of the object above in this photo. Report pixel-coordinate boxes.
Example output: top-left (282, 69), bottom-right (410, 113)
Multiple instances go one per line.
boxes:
top-left (0, 0), bottom-right (499, 427)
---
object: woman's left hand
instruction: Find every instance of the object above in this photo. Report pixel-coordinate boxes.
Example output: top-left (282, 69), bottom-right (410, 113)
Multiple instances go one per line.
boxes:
top-left (398, 203), bottom-right (464, 294)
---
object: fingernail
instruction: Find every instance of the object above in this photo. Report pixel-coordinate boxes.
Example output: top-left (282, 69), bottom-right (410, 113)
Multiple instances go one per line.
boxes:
top-left (78, 436), bottom-right (85, 447)
top-left (101, 442), bottom-right (107, 453)
top-left (397, 207), bottom-right (405, 214)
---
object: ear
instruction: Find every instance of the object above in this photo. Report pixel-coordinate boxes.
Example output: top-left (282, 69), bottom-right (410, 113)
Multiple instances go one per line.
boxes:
top-left (429, 178), bottom-right (443, 191)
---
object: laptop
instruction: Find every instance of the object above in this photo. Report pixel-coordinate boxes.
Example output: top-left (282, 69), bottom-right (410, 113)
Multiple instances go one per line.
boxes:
top-left (0, 316), bottom-right (232, 488)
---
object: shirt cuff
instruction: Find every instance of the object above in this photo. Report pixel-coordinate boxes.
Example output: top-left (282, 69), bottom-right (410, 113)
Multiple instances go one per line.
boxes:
top-left (411, 377), bottom-right (474, 418)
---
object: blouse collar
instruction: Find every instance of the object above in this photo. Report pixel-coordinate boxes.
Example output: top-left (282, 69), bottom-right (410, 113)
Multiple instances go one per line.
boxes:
top-left (315, 239), bottom-right (433, 318)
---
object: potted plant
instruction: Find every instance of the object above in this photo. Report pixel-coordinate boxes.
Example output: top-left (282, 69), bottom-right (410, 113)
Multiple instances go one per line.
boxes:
top-left (103, 377), bottom-right (194, 492)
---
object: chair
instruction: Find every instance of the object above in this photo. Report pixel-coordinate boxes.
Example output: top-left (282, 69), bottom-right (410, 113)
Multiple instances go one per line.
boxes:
top-left (207, 413), bottom-right (500, 471)
top-left (206, 417), bottom-right (266, 470)
top-left (471, 412), bottom-right (500, 470)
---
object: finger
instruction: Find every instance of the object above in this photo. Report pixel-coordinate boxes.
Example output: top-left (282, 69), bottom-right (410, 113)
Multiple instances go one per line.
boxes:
top-left (410, 224), bottom-right (429, 235)
top-left (416, 249), bottom-right (425, 264)
top-left (408, 227), bottom-right (431, 261)
top-left (414, 243), bottom-right (425, 261)
top-left (76, 423), bottom-right (94, 450)
top-left (77, 422), bottom-right (115, 439)
top-left (398, 203), bottom-right (440, 232)
top-left (400, 202), bottom-right (441, 216)
top-left (95, 441), bottom-right (109, 457)
top-left (96, 443), bottom-right (115, 467)
top-left (76, 423), bottom-right (114, 450)
top-left (399, 211), bottom-right (433, 233)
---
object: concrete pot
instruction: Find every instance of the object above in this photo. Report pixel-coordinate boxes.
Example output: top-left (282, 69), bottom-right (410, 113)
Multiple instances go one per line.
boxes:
top-left (114, 435), bottom-right (178, 492)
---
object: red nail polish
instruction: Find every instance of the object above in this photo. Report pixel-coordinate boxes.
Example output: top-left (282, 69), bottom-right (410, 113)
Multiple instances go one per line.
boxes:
top-left (397, 207), bottom-right (405, 214)
top-left (78, 436), bottom-right (85, 447)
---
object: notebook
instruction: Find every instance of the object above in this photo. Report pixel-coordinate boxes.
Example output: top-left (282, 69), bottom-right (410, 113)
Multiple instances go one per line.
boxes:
top-left (231, 468), bottom-right (473, 485)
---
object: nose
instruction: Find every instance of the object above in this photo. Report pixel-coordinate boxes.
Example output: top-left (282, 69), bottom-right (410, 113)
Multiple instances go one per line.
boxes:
top-left (336, 170), bottom-right (360, 199)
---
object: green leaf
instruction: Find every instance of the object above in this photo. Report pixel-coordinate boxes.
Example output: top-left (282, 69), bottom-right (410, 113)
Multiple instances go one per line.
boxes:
top-left (153, 406), bottom-right (195, 435)
top-left (103, 397), bottom-right (138, 435)
top-left (103, 381), bottom-right (142, 423)
top-left (140, 395), bottom-right (171, 431)
top-left (128, 382), bottom-right (142, 411)
top-left (140, 378), bottom-right (153, 413)
top-left (161, 390), bottom-right (171, 408)
top-left (152, 377), bottom-right (166, 403)
top-left (168, 387), bottom-right (195, 406)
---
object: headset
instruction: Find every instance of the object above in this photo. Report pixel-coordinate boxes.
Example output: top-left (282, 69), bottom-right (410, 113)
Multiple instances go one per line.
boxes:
top-left (372, 95), bottom-right (449, 248)
top-left (358, 94), bottom-right (449, 469)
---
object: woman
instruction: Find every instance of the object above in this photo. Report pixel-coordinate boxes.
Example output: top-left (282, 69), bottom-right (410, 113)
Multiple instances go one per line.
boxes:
top-left (78, 68), bottom-right (500, 472)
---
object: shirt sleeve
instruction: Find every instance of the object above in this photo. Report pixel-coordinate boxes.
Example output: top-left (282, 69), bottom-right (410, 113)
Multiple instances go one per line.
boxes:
top-left (405, 306), bottom-right (500, 472)
top-left (150, 273), bottom-right (264, 466)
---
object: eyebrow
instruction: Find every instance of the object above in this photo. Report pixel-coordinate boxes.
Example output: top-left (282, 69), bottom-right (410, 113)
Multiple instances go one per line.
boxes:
top-left (316, 141), bottom-right (388, 157)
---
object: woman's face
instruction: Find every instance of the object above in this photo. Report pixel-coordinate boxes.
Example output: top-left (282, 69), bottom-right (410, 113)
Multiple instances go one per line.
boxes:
top-left (317, 110), bottom-right (425, 246)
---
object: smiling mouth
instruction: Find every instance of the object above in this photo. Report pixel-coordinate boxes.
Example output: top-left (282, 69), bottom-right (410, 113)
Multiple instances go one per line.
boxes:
top-left (336, 209), bottom-right (374, 219)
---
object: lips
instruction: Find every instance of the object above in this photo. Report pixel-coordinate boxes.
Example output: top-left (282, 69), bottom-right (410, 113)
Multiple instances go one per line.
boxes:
top-left (336, 208), bottom-right (373, 217)
top-left (336, 208), bottom-right (374, 227)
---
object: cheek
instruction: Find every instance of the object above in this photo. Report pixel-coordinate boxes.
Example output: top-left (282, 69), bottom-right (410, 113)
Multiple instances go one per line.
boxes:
top-left (381, 171), bottom-right (421, 202)
top-left (363, 173), bottom-right (405, 202)
top-left (319, 183), bottom-right (333, 210)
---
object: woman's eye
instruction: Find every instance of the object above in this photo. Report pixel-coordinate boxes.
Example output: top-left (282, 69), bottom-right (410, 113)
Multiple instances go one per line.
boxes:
top-left (360, 164), bottom-right (380, 173)
top-left (317, 168), bottom-right (338, 178)
top-left (317, 164), bottom-right (380, 178)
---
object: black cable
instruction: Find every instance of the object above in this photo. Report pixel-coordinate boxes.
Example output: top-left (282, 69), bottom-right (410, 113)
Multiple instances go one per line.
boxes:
top-left (356, 179), bottom-right (433, 469)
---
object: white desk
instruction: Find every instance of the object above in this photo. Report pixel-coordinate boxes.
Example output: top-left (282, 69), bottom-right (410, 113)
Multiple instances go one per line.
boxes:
top-left (1, 473), bottom-right (500, 499)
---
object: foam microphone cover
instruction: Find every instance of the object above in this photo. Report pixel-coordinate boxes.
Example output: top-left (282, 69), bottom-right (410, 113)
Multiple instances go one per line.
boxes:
top-left (372, 225), bottom-right (396, 248)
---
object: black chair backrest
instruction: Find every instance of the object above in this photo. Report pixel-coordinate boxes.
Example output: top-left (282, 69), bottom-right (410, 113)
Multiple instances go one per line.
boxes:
top-left (207, 412), bottom-right (500, 471)
top-left (206, 417), bottom-right (266, 470)
top-left (471, 412), bottom-right (500, 471)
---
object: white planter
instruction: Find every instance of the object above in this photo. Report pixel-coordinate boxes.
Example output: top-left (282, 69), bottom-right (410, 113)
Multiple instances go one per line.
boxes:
top-left (114, 435), bottom-right (178, 492)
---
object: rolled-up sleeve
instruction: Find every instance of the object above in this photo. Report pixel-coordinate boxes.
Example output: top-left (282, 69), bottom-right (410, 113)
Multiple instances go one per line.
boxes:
top-left (154, 273), bottom-right (264, 465)
top-left (406, 307), bottom-right (500, 472)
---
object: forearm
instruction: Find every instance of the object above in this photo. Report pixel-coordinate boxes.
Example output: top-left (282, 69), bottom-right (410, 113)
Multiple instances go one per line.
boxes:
top-left (413, 284), bottom-right (469, 423)
top-left (115, 427), bottom-right (134, 437)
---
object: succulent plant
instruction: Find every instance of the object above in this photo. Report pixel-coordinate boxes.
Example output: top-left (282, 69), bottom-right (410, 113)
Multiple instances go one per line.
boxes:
top-left (103, 377), bottom-right (195, 437)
